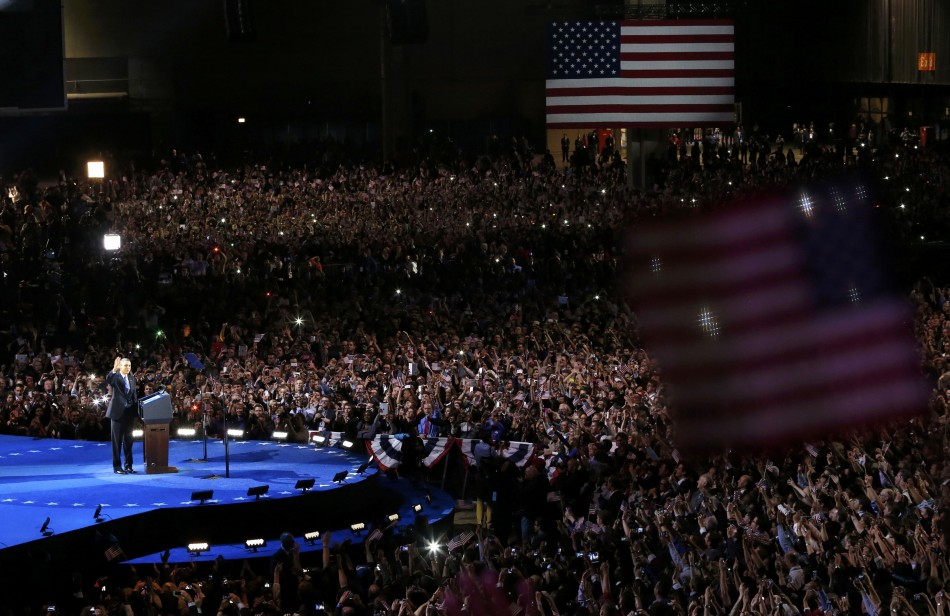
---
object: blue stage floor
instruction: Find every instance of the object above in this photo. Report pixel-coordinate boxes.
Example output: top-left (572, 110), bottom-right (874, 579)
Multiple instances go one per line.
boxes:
top-left (0, 435), bottom-right (455, 568)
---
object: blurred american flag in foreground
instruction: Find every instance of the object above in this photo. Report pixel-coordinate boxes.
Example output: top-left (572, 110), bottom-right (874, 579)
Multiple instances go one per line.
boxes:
top-left (627, 176), bottom-right (928, 453)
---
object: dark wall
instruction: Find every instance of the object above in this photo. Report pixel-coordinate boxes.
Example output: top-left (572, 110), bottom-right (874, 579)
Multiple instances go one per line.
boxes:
top-left (737, 0), bottom-right (950, 85)
top-left (64, 0), bottom-right (548, 122)
top-left (0, 0), bottom-right (65, 109)
top-left (734, 0), bottom-right (950, 135)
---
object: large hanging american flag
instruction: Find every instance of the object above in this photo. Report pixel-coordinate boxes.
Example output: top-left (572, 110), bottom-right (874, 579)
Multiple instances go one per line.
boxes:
top-left (546, 20), bottom-right (735, 128)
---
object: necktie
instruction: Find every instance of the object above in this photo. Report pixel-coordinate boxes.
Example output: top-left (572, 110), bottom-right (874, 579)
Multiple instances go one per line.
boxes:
top-left (123, 376), bottom-right (129, 392)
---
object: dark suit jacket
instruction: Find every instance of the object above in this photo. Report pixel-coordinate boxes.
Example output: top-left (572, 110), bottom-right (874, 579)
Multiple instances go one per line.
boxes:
top-left (105, 371), bottom-right (137, 419)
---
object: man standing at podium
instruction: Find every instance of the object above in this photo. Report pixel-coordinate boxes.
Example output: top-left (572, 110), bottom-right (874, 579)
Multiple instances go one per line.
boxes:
top-left (106, 357), bottom-right (138, 474)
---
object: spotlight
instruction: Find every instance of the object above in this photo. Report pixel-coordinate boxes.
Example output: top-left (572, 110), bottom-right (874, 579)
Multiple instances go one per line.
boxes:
top-left (177, 427), bottom-right (197, 438)
top-left (304, 531), bottom-right (321, 545)
top-left (412, 503), bottom-right (423, 513)
top-left (341, 439), bottom-right (354, 449)
top-left (272, 431), bottom-right (289, 440)
top-left (427, 541), bottom-right (441, 553)
top-left (357, 460), bottom-right (372, 475)
top-left (387, 513), bottom-right (401, 523)
top-left (244, 538), bottom-right (265, 552)
top-left (350, 522), bottom-right (365, 534)
top-left (295, 479), bottom-right (315, 493)
top-left (40, 517), bottom-right (52, 536)
top-left (87, 160), bottom-right (105, 179)
top-left (247, 485), bottom-right (269, 500)
top-left (311, 433), bottom-right (327, 445)
top-left (132, 429), bottom-right (143, 439)
top-left (227, 428), bottom-right (245, 439)
top-left (191, 490), bottom-right (214, 504)
top-left (332, 471), bottom-right (348, 484)
top-left (103, 234), bottom-right (122, 251)
top-left (187, 542), bottom-right (210, 556)
top-left (94, 505), bottom-right (103, 523)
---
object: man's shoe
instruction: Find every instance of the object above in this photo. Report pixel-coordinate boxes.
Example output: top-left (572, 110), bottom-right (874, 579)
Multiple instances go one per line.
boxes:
top-left (125, 467), bottom-right (137, 474)
top-left (114, 468), bottom-right (127, 474)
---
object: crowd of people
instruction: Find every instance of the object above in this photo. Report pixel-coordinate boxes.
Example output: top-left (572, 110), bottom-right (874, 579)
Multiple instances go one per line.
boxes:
top-left (0, 127), bottom-right (949, 616)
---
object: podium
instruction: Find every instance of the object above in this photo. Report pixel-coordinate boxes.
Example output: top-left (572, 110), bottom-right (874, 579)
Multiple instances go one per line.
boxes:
top-left (139, 391), bottom-right (178, 475)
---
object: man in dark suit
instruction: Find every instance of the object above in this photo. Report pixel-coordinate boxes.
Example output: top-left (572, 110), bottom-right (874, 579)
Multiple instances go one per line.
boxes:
top-left (106, 356), bottom-right (138, 474)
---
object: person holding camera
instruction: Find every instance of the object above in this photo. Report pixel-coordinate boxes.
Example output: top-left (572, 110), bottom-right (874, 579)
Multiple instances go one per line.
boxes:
top-left (105, 356), bottom-right (138, 474)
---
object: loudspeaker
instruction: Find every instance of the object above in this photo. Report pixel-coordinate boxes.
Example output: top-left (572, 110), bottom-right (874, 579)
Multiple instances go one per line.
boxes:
top-left (224, 0), bottom-right (254, 41)
top-left (387, 0), bottom-right (427, 45)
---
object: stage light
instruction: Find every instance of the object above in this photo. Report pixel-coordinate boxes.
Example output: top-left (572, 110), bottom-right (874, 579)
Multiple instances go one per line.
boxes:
top-left (304, 531), bottom-right (321, 545)
top-left (295, 479), bottom-right (315, 492)
top-left (272, 431), bottom-right (289, 440)
top-left (237, 117), bottom-right (246, 124)
top-left (412, 503), bottom-right (423, 513)
top-left (247, 485), bottom-right (269, 500)
top-left (227, 428), bottom-right (245, 438)
top-left (177, 427), bottom-right (197, 438)
top-left (311, 433), bottom-right (327, 445)
top-left (94, 505), bottom-right (103, 523)
top-left (332, 470), bottom-right (348, 484)
top-left (427, 541), bottom-right (441, 553)
top-left (387, 513), bottom-right (401, 523)
top-left (187, 542), bottom-right (210, 555)
top-left (103, 234), bottom-right (122, 251)
top-left (244, 538), bottom-right (265, 552)
top-left (132, 429), bottom-right (143, 439)
top-left (341, 439), bottom-right (354, 449)
top-left (40, 517), bottom-right (52, 536)
top-left (87, 161), bottom-right (105, 179)
top-left (357, 460), bottom-right (372, 475)
top-left (191, 490), bottom-right (214, 504)
top-left (350, 522), bottom-right (365, 534)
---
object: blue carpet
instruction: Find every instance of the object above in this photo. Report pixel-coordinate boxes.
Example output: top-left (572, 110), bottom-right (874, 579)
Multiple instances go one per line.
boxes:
top-left (0, 435), bottom-right (455, 567)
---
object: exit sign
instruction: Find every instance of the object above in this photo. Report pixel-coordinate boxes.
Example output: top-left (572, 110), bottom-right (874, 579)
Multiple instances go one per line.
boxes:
top-left (918, 52), bottom-right (936, 71)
